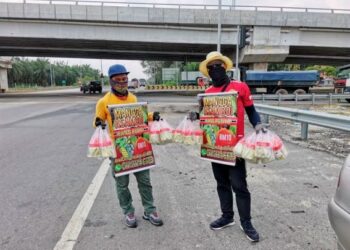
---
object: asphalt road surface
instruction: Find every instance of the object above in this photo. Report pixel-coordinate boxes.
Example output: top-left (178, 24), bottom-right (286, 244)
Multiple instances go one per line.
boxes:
top-left (0, 91), bottom-right (345, 250)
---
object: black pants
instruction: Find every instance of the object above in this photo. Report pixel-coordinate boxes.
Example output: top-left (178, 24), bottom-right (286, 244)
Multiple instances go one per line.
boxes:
top-left (212, 158), bottom-right (251, 222)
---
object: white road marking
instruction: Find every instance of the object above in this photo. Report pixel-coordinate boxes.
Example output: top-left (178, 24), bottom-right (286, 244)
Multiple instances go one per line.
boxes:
top-left (53, 158), bottom-right (110, 250)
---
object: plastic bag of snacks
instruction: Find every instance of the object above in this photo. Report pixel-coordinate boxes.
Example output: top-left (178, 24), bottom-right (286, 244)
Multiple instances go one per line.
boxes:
top-left (173, 117), bottom-right (187, 143)
top-left (149, 119), bottom-right (174, 144)
top-left (234, 129), bottom-right (287, 164)
top-left (173, 116), bottom-right (203, 145)
top-left (272, 134), bottom-right (288, 160)
top-left (87, 127), bottom-right (116, 158)
top-left (149, 121), bottom-right (161, 144)
top-left (235, 132), bottom-right (257, 163)
top-left (159, 119), bottom-right (174, 143)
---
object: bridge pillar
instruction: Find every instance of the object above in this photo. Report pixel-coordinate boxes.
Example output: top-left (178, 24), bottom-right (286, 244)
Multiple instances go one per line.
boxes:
top-left (239, 45), bottom-right (289, 64)
top-left (239, 26), bottom-right (289, 64)
top-left (249, 63), bottom-right (268, 71)
top-left (0, 57), bottom-right (12, 93)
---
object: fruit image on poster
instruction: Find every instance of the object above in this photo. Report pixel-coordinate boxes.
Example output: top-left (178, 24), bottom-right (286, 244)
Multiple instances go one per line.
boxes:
top-left (198, 92), bottom-right (238, 166)
top-left (108, 103), bottom-right (156, 177)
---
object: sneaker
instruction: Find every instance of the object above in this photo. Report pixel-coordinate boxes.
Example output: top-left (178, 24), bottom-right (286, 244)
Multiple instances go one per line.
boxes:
top-left (125, 213), bottom-right (137, 228)
top-left (240, 220), bottom-right (259, 242)
top-left (143, 211), bottom-right (163, 226)
top-left (209, 217), bottom-right (235, 230)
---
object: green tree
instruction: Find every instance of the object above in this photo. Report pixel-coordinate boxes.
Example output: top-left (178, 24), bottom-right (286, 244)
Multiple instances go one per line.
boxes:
top-left (8, 58), bottom-right (100, 87)
top-left (305, 65), bottom-right (336, 77)
top-left (141, 61), bottom-right (200, 84)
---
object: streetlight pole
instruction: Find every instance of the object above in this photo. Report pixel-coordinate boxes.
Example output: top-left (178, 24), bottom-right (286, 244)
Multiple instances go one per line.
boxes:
top-left (50, 62), bottom-right (53, 87)
top-left (235, 25), bottom-right (240, 81)
top-left (217, 0), bottom-right (222, 52)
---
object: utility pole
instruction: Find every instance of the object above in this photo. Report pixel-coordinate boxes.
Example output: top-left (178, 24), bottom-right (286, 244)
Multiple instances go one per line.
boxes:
top-left (50, 62), bottom-right (53, 87)
top-left (100, 59), bottom-right (104, 86)
top-left (235, 25), bottom-right (240, 81)
top-left (217, 0), bottom-right (222, 52)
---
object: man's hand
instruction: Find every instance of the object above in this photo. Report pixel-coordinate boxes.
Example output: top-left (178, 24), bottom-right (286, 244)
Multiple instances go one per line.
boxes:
top-left (95, 117), bottom-right (106, 129)
top-left (254, 123), bottom-right (267, 134)
top-left (153, 112), bottom-right (161, 121)
top-left (188, 111), bottom-right (199, 122)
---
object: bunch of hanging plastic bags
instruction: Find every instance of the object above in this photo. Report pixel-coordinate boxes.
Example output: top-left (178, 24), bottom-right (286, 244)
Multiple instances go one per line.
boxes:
top-left (87, 126), bottom-right (116, 158)
top-left (234, 129), bottom-right (288, 164)
top-left (173, 117), bottom-right (203, 145)
top-left (149, 119), bottom-right (174, 144)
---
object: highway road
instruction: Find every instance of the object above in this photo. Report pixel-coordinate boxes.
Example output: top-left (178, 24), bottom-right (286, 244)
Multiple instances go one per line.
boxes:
top-left (0, 91), bottom-right (346, 250)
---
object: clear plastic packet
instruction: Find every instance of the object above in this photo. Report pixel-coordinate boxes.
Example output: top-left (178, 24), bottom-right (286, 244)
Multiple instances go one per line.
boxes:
top-left (159, 119), bottom-right (174, 143)
top-left (271, 131), bottom-right (288, 160)
top-left (173, 117), bottom-right (187, 143)
top-left (87, 127), bottom-right (116, 158)
top-left (192, 129), bottom-right (204, 145)
top-left (255, 131), bottom-right (274, 163)
top-left (173, 117), bottom-right (203, 145)
top-left (149, 121), bottom-right (161, 144)
top-left (234, 129), bottom-right (287, 164)
top-left (241, 132), bottom-right (257, 162)
top-left (183, 119), bottom-right (195, 145)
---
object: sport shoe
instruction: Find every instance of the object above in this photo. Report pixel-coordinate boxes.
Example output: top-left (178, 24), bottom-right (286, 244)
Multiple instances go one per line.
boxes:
top-left (240, 220), bottom-right (259, 242)
top-left (143, 211), bottom-right (163, 226)
top-left (125, 213), bottom-right (137, 228)
top-left (209, 217), bottom-right (235, 230)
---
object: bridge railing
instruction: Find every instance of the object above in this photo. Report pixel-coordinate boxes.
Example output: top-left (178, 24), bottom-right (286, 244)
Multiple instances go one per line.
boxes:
top-left (253, 93), bottom-right (350, 106)
top-left (255, 104), bottom-right (350, 140)
top-left (3, 0), bottom-right (350, 14)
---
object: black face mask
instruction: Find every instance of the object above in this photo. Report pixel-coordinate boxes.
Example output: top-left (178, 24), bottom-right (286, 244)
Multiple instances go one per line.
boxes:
top-left (208, 66), bottom-right (229, 87)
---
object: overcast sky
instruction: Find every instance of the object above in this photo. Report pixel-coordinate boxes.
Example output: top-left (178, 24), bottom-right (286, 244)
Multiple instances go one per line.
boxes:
top-left (44, 0), bottom-right (349, 79)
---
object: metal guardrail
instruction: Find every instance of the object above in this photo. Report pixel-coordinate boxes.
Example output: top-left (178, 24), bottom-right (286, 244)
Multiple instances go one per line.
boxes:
top-left (255, 104), bottom-right (350, 140)
top-left (3, 0), bottom-right (350, 14)
top-left (253, 93), bottom-right (350, 105)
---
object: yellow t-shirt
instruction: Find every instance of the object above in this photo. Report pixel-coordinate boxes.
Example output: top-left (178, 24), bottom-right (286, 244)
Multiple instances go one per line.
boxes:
top-left (94, 92), bottom-right (138, 138)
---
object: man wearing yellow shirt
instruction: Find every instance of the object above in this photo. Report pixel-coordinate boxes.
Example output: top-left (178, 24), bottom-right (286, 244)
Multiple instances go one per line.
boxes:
top-left (94, 64), bottom-right (163, 228)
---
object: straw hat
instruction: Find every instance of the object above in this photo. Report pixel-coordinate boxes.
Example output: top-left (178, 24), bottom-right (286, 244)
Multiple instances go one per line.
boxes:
top-left (199, 51), bottom-right (233, 77)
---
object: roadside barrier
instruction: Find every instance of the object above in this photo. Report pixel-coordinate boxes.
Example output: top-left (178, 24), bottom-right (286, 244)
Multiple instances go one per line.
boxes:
top-left (255, 104), bottom-right (350, 140)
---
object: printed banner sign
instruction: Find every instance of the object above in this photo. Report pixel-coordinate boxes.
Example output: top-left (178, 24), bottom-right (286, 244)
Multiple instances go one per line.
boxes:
top-left (198, 92), bottom-right (238, 166)
top-left (108, 102), bottom-right (156, 177)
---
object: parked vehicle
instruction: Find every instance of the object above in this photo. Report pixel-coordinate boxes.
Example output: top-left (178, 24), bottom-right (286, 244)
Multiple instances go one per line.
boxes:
top-left (334, 64), bottom-right (350, 89)
top-left (139, 78), bottom-right (147, 87)
top-left (128, 78), bottom-right (139, 89)
top-left (227, 69), bottom-right (319, 94)
top-left (328, 155), bottom-right (350, 250)
top-left (180, 71), bottom-right (208, 86)
top-left (80, 80), bottom-right (102, 94)
top-left (162, 67), bottom-right (319, 94)
top-left (344, 79), bottom-right (350, 103)
top-left (334, 65), bottom-right (350, 102)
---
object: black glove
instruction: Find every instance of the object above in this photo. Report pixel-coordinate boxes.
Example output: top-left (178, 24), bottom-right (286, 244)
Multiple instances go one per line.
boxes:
top-left (153, 112), bottom-right (161, 121)
top-left (188, 111), bottom-right (199, 122)
top-left (95, 117), bottom-right (106, 129)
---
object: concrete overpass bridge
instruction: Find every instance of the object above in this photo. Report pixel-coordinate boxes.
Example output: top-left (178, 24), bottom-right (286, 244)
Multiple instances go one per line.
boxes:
top-left (0, 1), bottom-right (349, 67)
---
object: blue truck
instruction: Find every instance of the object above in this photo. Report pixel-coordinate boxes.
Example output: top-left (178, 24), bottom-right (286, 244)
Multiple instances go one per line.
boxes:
top-left (227, 69), bottom-right (320, 94)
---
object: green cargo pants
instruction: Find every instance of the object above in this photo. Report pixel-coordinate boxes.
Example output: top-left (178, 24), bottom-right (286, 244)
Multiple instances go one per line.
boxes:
top-left (111, 163), bottom-right (156, 215)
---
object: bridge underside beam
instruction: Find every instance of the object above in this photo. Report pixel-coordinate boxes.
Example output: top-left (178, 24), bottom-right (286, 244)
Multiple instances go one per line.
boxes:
top-left (0, 37), bottom-right (238, 61)
top-left (285, 46), bottom-right (350, 65)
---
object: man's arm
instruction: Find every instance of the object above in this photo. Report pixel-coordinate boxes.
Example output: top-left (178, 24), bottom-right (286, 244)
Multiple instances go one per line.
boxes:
top-left (241, 83), bottom-right (262, 129)
top-left (245, 105), bottom-right (261, 128)
top-left (93, 99), bottom-right (107, 128)
top-left (188, 97), bottom-right (203, 121)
